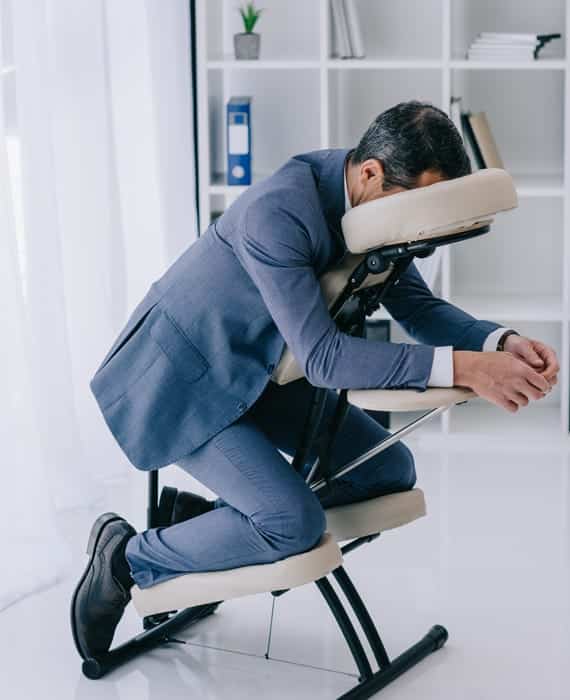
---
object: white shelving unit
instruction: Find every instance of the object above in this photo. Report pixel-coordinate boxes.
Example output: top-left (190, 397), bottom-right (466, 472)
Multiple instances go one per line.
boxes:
top-left (195, 0), bottom-right (570, 441)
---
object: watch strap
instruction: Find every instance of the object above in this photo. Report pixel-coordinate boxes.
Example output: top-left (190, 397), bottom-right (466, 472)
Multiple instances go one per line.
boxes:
top-left (497, 329), bottom-right (519, 352)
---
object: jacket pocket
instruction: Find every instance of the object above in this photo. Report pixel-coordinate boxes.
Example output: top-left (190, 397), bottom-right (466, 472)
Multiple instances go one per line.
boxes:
top-left (98, 300), bottom-right (160, 372)
top-left (149, 310), bottom-right (210, 384)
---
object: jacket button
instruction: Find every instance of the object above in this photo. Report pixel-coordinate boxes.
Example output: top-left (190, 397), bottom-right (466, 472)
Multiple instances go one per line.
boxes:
top-left (237, 401), bottom-right (247, 412)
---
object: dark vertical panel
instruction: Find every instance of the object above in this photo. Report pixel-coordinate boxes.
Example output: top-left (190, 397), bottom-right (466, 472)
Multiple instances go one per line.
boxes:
top-left (188, 0), bottom-right (200, 233)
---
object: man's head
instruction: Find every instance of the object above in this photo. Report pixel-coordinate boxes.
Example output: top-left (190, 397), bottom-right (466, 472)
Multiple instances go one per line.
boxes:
top-left (346, 100), bottom-right (471, 206)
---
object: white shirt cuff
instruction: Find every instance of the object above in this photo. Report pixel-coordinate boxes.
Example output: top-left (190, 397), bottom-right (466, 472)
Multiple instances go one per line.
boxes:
top-left (427, 346), bottom-right (454, 387)
top-left (483, 327), bottom-right (510, 352)
top-left (427, 329), bottom-right (511, 388)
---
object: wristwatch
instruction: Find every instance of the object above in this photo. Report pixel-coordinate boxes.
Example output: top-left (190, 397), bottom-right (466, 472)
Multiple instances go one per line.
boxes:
top-left (497, 329), bottom-right (519, 352)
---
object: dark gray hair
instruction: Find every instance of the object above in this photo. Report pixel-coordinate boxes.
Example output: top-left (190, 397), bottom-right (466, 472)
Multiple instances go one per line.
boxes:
top-left (350, 100), bottom-right (471, 191)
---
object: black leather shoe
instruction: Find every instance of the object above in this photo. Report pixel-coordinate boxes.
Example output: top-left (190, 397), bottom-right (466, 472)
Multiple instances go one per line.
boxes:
top-left (70, 512), bottom-right (136, 660)
top-left (156, 486), bottom-right (215, 527)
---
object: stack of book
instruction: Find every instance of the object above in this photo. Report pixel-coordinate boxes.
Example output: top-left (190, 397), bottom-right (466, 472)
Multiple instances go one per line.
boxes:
top-left (331, 0), bottom-right (365, 59)
top-left (467, 32), bottom-right (561, 61)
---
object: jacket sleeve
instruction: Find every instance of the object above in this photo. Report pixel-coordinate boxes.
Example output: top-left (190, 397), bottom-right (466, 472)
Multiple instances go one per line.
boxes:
top-left (232, 201), bottom-right (435, 391)
top-left (382, 261), bottom-right (500, 351)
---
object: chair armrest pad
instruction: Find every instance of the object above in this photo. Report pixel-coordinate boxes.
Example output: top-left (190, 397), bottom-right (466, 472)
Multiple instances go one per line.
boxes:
top-left (347, 386), bottom-right (475, 412)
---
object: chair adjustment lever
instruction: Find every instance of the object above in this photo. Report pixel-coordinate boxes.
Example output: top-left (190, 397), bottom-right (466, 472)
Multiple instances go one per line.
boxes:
top-left (161, 637), bottom-right (187, 645)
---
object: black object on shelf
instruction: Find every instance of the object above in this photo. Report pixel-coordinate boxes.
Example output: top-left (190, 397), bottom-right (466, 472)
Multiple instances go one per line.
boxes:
top-left (535, 33), bottom-right (562, 59)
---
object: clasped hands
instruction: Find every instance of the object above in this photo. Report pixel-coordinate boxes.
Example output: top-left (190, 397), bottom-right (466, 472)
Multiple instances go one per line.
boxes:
top-left (453, 335), bottom-right (559, 413)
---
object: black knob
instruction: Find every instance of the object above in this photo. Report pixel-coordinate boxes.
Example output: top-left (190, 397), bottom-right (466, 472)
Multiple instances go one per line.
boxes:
top-left (365, 253), bottom-right (387, 274)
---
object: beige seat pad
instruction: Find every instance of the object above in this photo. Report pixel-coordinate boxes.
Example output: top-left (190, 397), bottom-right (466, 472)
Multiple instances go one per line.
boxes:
top-left (131, 532), bottom-right (342, 617)
top-left (325, 488), bottom-right (426, 542)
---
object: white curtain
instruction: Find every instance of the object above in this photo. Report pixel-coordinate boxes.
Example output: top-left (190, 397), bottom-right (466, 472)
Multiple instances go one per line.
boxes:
top-left (0, 0), bottom-right (198, 611)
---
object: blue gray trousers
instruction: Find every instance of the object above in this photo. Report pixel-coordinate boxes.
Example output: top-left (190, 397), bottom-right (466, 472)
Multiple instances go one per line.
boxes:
top-left (125, 378), bottom-right (416, 589)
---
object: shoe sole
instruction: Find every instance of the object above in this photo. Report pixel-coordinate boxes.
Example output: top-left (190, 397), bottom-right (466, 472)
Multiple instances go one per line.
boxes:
top-left (70, 512), bottom-right (123, 660)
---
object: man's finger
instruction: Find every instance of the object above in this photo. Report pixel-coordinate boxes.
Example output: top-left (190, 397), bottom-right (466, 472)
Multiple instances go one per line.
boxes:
top-left (522, 366), bottom-right (550, 393)
top-left (519, 343), bottom-right (545, 368)
top-left (534, 342), bottom-right (559, 374)
top-left (501, 398), bottom-right (518, 413)
top-left (543, 368), bottom-right (558, 384)
top-left (507, 390), bottom-right (529, 407)
top-left (514, 380), bottom-right (545, 401)
top-left (493, 395), bottom-right (518, 412)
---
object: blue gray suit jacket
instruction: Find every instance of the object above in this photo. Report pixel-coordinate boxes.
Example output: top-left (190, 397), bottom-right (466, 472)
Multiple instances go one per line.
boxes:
top-left (89, 148), bottom-right (499, 470)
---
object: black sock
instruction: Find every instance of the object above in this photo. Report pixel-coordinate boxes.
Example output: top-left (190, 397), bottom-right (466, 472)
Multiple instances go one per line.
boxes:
top-left (112, 537), bottom-right (135, 592)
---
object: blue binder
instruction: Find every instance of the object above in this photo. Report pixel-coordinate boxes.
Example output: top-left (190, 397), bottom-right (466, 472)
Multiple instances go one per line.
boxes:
top-left (227, 96), bottom-right (252, 186)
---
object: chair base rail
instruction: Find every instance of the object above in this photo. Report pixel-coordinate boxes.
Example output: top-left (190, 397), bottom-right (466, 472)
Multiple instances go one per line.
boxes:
top-left (81, 593), bottom-right (447, 699)
top-left (81, 602), bottom-right (219, 679)
top-left (311, 565), bottom-right (448, 699)
top-left (337, 625), bottom-right (448, 700)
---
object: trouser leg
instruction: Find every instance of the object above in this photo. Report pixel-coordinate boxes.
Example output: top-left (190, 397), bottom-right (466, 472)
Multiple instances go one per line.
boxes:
top-left (248, 378), bottom-right (416, 509)
top-left (125, 413), bottom-right (326, 588)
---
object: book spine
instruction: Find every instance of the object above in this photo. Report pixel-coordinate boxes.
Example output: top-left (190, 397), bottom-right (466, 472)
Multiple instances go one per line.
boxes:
top-left (227, 99), bottom-right (252, 186)
top-left (469, 113), bottom-right (504, 169)
top-left (480, 32), bottom-right (538, 42)
top-left (450, 97), bottom-right (464, 141)
top-left (461, 113), bottom-right (485, 169)
top-left (343, 0), bottom-right (365, 58)
top-left (331, 0), bottom-right (352, 58)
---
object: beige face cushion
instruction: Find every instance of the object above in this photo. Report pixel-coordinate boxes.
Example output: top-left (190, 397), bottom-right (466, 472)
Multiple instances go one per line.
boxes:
top-left (342, 167), bottom-right (517, 253)
top-left (271, 168), bottom-right (517, 386)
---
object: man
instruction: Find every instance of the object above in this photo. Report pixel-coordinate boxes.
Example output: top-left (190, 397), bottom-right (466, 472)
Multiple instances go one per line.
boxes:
top-left (71, 101), bottom-right (558, 659)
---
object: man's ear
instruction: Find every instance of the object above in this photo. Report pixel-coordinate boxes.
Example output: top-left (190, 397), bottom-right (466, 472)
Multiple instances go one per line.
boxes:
top-left (357, 158), bottom-right (388, 202)
top-left (359, 158), bottom-right (384, 185)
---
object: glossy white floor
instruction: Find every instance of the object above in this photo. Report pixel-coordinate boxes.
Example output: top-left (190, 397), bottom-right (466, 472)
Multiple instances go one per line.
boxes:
top-left (2, 434), bottom-right (570, 700)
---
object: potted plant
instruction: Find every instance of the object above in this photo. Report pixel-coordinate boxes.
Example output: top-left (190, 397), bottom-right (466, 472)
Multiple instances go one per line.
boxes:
top-left (234, 2), bottom-right (263, 60)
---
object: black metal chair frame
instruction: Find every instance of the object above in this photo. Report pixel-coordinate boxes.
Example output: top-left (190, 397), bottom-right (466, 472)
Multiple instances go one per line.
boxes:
top-left (81, 225), bottom-right (489, 698)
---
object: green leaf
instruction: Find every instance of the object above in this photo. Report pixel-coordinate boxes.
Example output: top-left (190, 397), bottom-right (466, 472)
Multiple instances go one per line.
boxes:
top-left (237, 2), bottom-right (263, 33)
